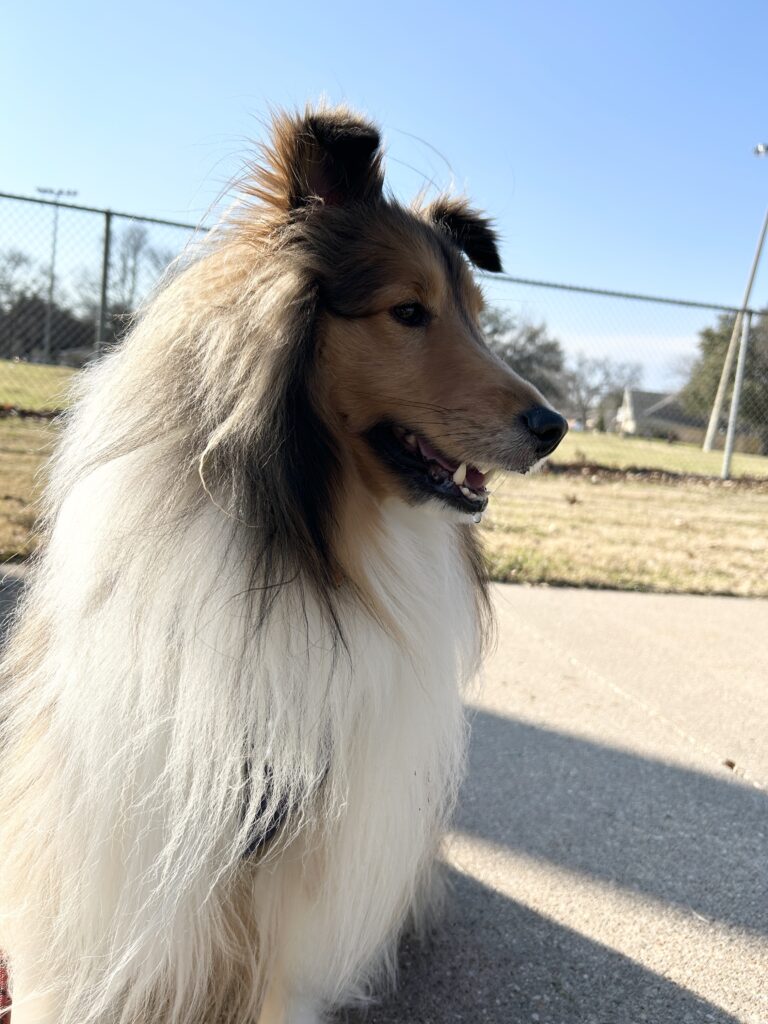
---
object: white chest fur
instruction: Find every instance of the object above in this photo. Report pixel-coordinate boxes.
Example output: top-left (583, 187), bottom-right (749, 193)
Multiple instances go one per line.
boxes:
top-left (3, 467), bottom-right (481, 1021)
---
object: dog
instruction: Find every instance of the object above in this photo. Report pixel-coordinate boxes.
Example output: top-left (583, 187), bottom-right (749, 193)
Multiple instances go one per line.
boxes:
top-left (0, 105), bottom-right (567, 1024)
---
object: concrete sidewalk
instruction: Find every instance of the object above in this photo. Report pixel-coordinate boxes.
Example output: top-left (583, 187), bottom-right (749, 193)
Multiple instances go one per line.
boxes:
top-left (349, 585), bottom-right (768, 1024)
top-left (2, 573), bottom-right (766, 1022)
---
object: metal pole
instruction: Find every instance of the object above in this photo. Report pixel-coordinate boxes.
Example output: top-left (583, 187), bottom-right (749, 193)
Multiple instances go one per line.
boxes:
top-left (721, 311), bottom-right (752, 480)
top-left (36, 187), bottom-right (77, 362)
top-left (704, 203), bottom-right (768, 451)
top-left (42, 202), bottom-right (60, 362)
top-left (97, 210), bottom-right (112, 354)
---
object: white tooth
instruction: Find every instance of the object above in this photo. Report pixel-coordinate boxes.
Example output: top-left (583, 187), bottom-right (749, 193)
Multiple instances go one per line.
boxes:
top-left (453, 462), bottom-right (467, 486)
top-left (460, 485), bottom-right (473, 498)
top-left (483, 469), bottom-right (498, 484)
top-left (404, 433), bottom-right (417, 448)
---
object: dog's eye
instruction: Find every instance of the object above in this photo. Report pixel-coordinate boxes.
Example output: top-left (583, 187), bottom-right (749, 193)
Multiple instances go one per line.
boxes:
top-left (390, 302), bottom-right (431, 328)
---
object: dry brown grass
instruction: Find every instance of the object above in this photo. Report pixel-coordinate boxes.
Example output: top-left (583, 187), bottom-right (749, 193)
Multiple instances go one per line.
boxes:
top-left (0, 418), bottom-right (57, 561)
top-left (481, 468), bottom-right (768, 597)
top-left (0, 359), bottom-right (76, 412)
top-left (2, 420), bottom-right (767, 597)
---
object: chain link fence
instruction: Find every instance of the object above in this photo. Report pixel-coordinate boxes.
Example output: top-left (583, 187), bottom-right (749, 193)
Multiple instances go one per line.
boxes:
top-left (2, 191), bottom-right (766, 476)
top-left (479, 273), bottom-right (767, 479)
top-left (0, 192), bottom-right (202, 408)
top-left (1, 191), bottom-right (767, 591)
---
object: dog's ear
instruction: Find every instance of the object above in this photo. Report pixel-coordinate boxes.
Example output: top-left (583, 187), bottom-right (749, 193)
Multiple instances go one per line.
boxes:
top-left (252, 106), bottom-right (384, 212)
top-left (425, 197), bottom-right (502, 273)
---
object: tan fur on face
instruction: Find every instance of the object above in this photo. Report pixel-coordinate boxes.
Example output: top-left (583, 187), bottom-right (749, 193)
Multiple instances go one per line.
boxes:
top-left (312, 220), bottom-right (545, 505)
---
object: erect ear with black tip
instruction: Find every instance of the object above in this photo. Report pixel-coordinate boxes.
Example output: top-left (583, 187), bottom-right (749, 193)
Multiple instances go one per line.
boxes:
top-left (425, 197), bottom-right (503, 273)
top-left (252, 106), bottom-right (385, 212)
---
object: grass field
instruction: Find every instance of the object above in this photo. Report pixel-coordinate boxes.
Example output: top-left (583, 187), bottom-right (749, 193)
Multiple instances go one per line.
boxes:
top-left (549, 430), bottom-right (768, 478)
top-left (482, 469), bottom-right (768, 597)
top-left (485, 439), bottom-right (768, 595)
top-left (0, 418), bottom-right (58, 561)
top-left (1, 418), bottom-right (766, 597)
top-left (0, 359), bottom-right (76, 412)
top-left (4, 359), bottom-right (766, 477)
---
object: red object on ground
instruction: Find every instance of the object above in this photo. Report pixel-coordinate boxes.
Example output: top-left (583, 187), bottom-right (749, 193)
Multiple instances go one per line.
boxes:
top-left (0, 957), bottom-right (11, 1021)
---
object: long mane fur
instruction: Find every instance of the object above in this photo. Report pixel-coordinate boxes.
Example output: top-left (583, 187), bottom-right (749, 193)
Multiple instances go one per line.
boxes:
top-left (0, 106), bottom-right (491, 1024)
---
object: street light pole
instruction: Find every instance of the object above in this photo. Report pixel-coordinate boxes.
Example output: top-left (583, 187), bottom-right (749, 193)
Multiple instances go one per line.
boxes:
top-left (36, 186), bottom-right (78, 363)
top-left (703, 145), bottom-right (768, 452)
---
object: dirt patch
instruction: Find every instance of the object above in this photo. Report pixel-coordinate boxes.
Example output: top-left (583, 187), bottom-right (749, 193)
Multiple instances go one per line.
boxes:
top-left (545, 460), bottom-right (768, 492)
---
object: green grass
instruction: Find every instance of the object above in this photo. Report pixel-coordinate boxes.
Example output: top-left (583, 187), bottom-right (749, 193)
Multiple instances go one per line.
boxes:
top-left (0, 359), bottom-right (76, 412)
top-left (551, 430), bottom-right (768, 479)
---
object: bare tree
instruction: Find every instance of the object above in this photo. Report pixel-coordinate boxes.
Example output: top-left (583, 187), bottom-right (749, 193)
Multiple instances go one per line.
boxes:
top-left (73, 225), bottom-right (164, 344)
top-left (111, 225), bottom-right (149, 312)
top-left (565, 353), bottom-right (642, 427)
top-left (480, 307), bottom-right (566, 401)
top-left (145, 245), bottom-right (178, 279)
top-left (0, 249), bottom-right (44, 310)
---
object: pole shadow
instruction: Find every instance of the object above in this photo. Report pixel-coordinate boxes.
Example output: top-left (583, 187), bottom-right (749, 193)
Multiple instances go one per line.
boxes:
top-left (343, 868), bottom-right (742, 1024)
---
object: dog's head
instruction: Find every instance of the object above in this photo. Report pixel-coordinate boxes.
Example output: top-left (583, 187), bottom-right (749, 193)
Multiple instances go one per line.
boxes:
top-left (240, 106), bottom-right (566, 523)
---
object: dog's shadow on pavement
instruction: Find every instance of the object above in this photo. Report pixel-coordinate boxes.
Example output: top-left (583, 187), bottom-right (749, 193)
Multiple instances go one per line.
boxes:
top-left (346, 709), bottom-right (766, 1024)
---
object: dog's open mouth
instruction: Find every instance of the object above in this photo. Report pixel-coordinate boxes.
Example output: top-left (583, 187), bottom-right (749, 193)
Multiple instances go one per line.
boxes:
top-left (367, 422), bottom-right (494, 516)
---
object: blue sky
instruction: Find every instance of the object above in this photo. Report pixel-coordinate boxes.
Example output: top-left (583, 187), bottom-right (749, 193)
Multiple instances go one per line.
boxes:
top-left (2, 1), bottom-right (767, 384)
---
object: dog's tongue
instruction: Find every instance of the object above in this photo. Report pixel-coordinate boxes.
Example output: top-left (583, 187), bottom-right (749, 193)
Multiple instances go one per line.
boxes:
top-left (416, 435), bottom-right (488, 489)
top-left (466, 466), bottom-right (486, 489)
top-left (417, 436), bottom-right (457, 472)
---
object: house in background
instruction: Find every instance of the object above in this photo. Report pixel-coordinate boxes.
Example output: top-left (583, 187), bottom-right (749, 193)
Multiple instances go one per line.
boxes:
top-left (615, 388), bottom-right (707, 444)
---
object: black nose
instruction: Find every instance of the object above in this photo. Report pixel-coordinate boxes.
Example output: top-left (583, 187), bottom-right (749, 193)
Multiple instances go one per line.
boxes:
top-left (521, 405), bottom-right (568, 456)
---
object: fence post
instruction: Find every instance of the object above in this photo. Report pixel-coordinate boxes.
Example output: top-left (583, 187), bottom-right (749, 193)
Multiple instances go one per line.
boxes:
top-left (702, 311), bottom-right (742, 452)
top-left (721, 311), bottom-right (752, 481)
top-left (704, 204), bottom-right (768, 451)
top-left (42, 201), bottom-right (61, 363)
top-left (96, 209), bottom-right (112, 354)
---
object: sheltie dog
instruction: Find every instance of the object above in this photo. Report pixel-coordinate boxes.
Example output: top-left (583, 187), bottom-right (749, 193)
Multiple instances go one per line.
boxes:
top-left (0, 106), bottom-right (566, 1024)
